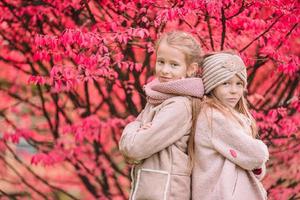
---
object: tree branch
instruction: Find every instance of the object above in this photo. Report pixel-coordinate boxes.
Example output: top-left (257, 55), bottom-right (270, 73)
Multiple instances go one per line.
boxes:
top-left (239, 14), bottom-right (284, 53)
top-left (220, 7), bottom-right (226, 50)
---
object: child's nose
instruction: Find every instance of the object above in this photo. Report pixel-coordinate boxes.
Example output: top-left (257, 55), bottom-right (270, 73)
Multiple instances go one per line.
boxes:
top-left (230, 85), bottom-right (239, 93)
top-left (161, 65), bottom-right (170, 74)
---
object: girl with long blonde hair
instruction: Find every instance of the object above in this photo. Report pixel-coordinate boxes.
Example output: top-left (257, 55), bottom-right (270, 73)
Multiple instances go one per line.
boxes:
top-left (191, 52), bottom-right (269, 200)
top-left (119, 31), bottom-right (204, 200)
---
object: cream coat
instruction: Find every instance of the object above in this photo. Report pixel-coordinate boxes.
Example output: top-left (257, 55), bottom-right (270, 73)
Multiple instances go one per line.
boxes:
top-left (119, 96), bottom-right (192, 200)
top-left (192, 107), bottom-right (269, 200)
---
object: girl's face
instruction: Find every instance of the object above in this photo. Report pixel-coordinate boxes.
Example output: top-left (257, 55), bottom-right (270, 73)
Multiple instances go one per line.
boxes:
top-left (212, 75), bottom-right (244, 108)
top-left (155, 41), bottom-right (194, 82)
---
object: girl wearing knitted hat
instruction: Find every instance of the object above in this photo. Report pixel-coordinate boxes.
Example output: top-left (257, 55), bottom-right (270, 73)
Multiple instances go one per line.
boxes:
top-left (119, 31), bottom-right (204, 200)
top-left (190, 52), bottom-right (269, 200)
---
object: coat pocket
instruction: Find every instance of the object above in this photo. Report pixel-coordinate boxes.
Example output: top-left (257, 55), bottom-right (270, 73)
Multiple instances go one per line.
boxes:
top-left (132, 168), bottom-right (170, 200)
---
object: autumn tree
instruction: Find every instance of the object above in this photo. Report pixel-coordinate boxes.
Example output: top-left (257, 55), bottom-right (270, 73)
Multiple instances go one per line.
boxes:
top-left (0, 0), bottom-right (299, 199)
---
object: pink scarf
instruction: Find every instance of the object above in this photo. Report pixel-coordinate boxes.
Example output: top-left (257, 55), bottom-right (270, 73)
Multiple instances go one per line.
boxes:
top-left (144, 78), bottom-right (204, 105)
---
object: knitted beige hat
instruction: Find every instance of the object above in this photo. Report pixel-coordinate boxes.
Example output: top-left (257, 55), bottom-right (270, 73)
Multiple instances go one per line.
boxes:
top-left (202, 53), bottom-right (247, 94)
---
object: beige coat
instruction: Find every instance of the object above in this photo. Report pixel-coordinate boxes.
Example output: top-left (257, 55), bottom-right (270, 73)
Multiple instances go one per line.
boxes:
top-left (192, 107), bottom-right (269, 200)
top-left (119, 96), bottom-right (192, 200)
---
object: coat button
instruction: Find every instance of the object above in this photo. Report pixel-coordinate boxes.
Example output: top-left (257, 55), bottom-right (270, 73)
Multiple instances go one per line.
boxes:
top-left (230, 149), bottom-right (237, 158)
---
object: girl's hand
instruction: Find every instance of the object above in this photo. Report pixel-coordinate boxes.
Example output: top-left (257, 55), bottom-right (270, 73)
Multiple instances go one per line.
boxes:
top-left (252, 163), bottom-right (267, 180)
top-left (137, 122), bottom-right (152, 132)
top-left (252, 168), bottom-right (262, 175)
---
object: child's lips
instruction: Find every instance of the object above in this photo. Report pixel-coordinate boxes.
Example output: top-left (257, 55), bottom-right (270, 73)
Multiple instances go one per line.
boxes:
top-left (159, 76), bottom-right (172, 82)
top-left (227, 98), bottom-right (238, 102)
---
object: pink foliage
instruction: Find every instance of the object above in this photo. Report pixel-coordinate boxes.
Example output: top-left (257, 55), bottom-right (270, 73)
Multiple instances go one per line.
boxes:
top-left (0, 0), bottom-right (299, 199)
top-left (50, 65), bottom-right (78, 92)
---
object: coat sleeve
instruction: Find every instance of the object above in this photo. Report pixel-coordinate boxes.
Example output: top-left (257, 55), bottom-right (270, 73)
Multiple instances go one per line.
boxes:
top-left (119, 97), bottom-right (192, 161)
top-left (208, 109), bottom-right (269, 170)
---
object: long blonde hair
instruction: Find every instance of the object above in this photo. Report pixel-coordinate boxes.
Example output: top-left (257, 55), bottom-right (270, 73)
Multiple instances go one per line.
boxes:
top-left (155, 31), bottom-right (203, 66)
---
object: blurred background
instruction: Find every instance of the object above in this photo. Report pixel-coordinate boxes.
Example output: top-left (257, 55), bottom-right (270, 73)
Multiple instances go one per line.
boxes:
top-left (0, 0), bottom-right (299, 199)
